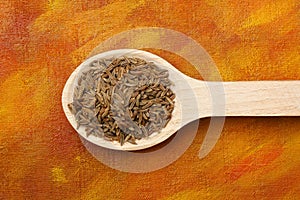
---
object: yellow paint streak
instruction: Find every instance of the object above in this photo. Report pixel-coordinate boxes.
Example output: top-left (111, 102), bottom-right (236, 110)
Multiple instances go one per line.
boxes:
top-left (32, 0), bottom-right (146, 38)
top-left (225, 45), bottom-right (264, 78)
top-left (0, 68), bottom-right (52, 138)
top-left (203, 0), bottom-right (229, 7)
top-left (161, 189), bottom-right (220, 200)
top-left (203, 0), bottom-right (244, 34)
top-left (47, 0), bottom-right (66, 10)
top-left (178, 44), bottom-right (220, 80)
top-left (75, 173), bottom-right (122, 199)
top-left (30, 0), bottom-right (146, 65)
top-left (130, 30), bottom-right (162, 49)
top-left (68, 0), bottom-right (147, 63)
top-left (75, 156), bottom-right (81, 162)
top-left (241, 0), bottom-right (297, 29)
top-left (51, 167), bottom-right (68, 183)
top-left (277, 49), bottom-right (300, 74)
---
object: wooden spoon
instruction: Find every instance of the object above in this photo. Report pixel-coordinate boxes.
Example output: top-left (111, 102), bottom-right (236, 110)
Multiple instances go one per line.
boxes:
top-left (62, 49), bottom-right (300, 151)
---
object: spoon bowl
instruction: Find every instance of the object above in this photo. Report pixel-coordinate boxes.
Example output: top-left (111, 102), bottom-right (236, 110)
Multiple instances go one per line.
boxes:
top-left (62, 49), bottom-right (300, 151)
top-left (62, 49), bottom-right (202, 151)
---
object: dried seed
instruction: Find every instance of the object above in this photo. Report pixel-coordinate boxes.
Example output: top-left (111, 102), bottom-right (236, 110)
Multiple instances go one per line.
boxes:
top-left (69, 56), bottom-right (175, 146)
top-left (125, 134), bottom-right (131, 142)
top-left (68, 103), bottom-right (76, 114)
top-left (165, 96), bottom-right (174, 105)
top-left (159, 84), bottom-right (165, 91)
top-left (139, 85), bottom-right (147, 91)
top-left (161, 89), bottom-right (168, 97)
top-left (140, 100), bottom-right (148, 106)
top-left (116, 129), bottom-right (120, 136)
top-left (131, 91), bottom-right (138, 98)
top-left (124, 82), bottom-right (137, 87)
top-left (96, 92), bottom-right (104, 102)
top-left (135, 99), bottom-right (140, 107)
top-left (101, 108), bottom-right (109, 118)
top-left (132, 110), bottom-right (138, 118)
top-left (128, 137), bottom-right (137, 145)
top-left (138, 112), bottom-right (143, 124)
top-left (156, 91), bottom-right (162, 98)
top-left (158, 72), bottom-right (169, 78)
top-left (129, 97), bottom-right (135, 103)
top-left (141, 101), bottom-right (153, 109)
top-left (81, 107), bottom-right (94, 116)
top-left (129, 101), bottom-right (135, 110)
top-left (120, 133), bottom-right (125, 146)
top-left (142, 112), bottom-right (148, 120)
top-left (170, 94), bottom-right (175, 100)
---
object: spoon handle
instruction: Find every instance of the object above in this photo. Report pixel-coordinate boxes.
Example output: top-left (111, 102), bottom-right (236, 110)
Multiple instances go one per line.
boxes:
top-left (185, 79), bottom-right (300, 118)
top-left (213, 81), bottom-right (300, 117)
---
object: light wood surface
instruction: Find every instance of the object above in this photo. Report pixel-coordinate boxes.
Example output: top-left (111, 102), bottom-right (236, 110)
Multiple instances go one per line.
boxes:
top-left (62, 49), bottom-right (300, 151)
top-left (184, 79), bottom-right (300, 119)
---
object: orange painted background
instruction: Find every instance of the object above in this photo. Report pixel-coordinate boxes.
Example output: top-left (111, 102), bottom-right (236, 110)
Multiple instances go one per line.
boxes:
top-left (0, 0), bottom-right (299, 199)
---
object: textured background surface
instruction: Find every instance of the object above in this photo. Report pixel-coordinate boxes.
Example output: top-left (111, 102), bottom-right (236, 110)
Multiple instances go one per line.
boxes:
top-left (0, 0), bottom-right (299, 199)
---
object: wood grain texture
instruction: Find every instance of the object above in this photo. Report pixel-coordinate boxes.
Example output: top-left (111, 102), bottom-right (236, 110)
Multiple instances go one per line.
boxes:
top-left (186, 79), bottom-right (300, 118)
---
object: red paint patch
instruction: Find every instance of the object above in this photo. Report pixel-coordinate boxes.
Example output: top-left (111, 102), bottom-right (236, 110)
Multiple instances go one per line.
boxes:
top-left (224, 144), bottom-right (284, 182)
